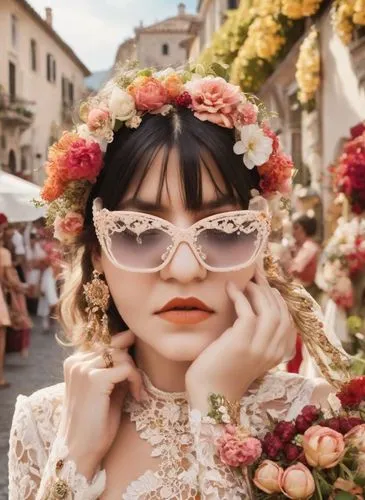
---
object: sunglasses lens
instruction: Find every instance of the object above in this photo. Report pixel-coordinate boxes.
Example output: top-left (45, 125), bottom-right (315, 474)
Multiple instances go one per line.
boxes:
top-left (196, 222), bottom-right (261, 268)
top-left (109, 227), bottom-right (173, 270)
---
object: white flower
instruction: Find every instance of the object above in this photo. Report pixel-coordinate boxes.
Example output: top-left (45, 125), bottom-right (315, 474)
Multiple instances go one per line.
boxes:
top-left (233, 124), bottom-right (273, 170)
top-left (126, 115), bottom-right (142, 129)
top-left (218, 405), bottom-right (227, 414)
top-left (108, 86), bottom-right (136, 127)
top-left (76, 124), bottom-right (93, 140)
top-left (221, 414), bottom-right (231, 424)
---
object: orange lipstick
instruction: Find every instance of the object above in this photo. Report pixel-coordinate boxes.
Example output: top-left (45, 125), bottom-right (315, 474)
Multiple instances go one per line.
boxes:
top-left (155, 297), bottom-right (214, 325)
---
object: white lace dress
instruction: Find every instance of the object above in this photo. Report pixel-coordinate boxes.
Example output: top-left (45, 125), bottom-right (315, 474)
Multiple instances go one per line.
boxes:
top-left (8, 370), bottom-right (322, 499)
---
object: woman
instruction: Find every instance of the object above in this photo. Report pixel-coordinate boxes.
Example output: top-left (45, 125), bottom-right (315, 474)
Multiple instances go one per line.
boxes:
top-left (289, 213), bottom-right (321, 299)
top-left (8, 65), bottom-right (349, 499)
top-left (3, 225), bottom-right (32, 357)
top-left (0, 215), bottom-right (11, 388)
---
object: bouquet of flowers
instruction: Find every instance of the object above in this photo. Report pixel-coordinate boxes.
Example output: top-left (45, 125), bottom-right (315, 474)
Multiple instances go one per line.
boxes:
top-left (211, 378), bottom-right (365, 498)
top-left (249, 376), bottom-right (365, 499)
top-left (318, 217), bottom-right (365, 309)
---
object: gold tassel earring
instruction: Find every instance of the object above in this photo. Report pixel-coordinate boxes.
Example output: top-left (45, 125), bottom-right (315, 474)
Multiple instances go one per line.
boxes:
top-left (83, 270), bottom-right (111, 346)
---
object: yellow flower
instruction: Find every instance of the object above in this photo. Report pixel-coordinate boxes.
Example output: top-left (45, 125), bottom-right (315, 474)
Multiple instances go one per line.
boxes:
top-left (296, 27), bottom-right (321, 106)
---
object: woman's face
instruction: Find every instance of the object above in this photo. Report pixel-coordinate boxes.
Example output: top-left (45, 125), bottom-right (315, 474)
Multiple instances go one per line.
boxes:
top-left (97, 148), bottom-right (257, 362)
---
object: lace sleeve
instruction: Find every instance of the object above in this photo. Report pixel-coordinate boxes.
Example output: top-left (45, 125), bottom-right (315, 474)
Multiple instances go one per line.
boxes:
top-left (8, 394), bottom-right (106, 500)
top-left (189, 409), bottom-right (251, 500)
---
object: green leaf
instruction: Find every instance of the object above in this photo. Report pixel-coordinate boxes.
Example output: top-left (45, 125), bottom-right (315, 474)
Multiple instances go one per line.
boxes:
top-left (334, 493), bottom-right (358, 500)
top-left (210, 62), bottom-right (229, 79)
top-left (353, 473), bottom-right (365, 486)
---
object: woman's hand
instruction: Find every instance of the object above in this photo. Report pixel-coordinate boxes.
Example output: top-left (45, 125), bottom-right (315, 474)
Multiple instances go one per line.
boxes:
top-left (59, 330), bottom-right (143, 480)
top-left (185, 268), bottom-right (296, 413)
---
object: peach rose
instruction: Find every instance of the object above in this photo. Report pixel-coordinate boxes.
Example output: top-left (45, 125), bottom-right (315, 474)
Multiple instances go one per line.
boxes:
top-left (131, 77), bottom-right (168, 111)
top-left (345, 424), bottom-right (365, 452)
top-left (303, 425), bottom-right (345, 469)
top-left (54, 212), bottom-right (84, 244)
top-left (186, 76), bottom-right (241, 128)
top-left (236, 101), bottom-right (258, 125)
top-left (280, 463), bottom-right (315, 499)
top-left (253, 460), bottom-right (283, 494)
top-left (164, 74), bottom-right (184, 100)
top-left (86, 108), bottom-right (110, 132)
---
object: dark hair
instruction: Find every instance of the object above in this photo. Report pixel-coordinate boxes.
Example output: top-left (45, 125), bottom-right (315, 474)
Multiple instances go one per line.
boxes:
top-left (294, 214), bottom-right (317, 237)
top-left (60, 109), bottom-right (261, 346)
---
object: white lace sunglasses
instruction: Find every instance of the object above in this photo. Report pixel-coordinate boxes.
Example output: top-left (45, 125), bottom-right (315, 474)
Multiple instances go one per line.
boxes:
top-left (93, 197), bottom-right (271, 273)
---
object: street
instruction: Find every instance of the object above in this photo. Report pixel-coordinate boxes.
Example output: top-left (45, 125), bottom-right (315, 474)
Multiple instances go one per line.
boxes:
top-left (0, 319), bottom-right (71, 499)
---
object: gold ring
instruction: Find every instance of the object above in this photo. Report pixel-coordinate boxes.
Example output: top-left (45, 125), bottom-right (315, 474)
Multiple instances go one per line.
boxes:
top-left (102, 350), bottom-right (114, 369)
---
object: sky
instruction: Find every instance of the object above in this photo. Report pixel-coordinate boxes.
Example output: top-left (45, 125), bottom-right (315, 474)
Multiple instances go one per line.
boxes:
top-left (27, 0), bottom-right (197, 73)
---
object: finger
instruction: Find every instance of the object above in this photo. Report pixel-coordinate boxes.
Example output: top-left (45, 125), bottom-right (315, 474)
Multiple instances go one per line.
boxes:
top-left (226, 281), bottom-right (256, 320)
top-left (82, 349), bottom-right (131, 371)
top-left (110, 330), bottom-right (135, 349)
top-left (93, 363), bottom-right (143, 401)
top-left (244, 281), bottom-right (271, 317)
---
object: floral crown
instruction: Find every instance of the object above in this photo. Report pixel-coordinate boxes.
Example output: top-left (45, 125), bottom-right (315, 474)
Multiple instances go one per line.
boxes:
top-left (40, 62), bottom-right (294, 244)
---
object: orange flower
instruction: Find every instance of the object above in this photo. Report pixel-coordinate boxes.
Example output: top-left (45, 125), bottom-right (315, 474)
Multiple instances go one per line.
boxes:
top-left (41, 175), bottom-right (65, 202)
top-left (164, 74), bottom-right (184, 100)
top-left (47, 132), bottom-right (79, 163)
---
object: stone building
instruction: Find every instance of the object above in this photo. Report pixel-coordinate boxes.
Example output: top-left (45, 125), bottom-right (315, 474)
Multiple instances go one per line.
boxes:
top-left (115, 3), bottom-right (199, 70)
top-left (0, 0), bottom-right (90, 184)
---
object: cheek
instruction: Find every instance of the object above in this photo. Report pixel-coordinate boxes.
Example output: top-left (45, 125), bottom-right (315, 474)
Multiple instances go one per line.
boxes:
top-left (226, 263), bottom-right (255, 289)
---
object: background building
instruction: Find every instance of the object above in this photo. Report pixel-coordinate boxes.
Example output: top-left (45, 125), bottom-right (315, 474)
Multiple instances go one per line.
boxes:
top-left (0, 0), bottom-right (90, 184)
top-left (115, 3), bottom-right (198, 70)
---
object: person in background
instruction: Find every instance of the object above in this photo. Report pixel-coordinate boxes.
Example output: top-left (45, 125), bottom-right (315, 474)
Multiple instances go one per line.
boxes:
top-left (0, 214), bottom-right (11, 388)
top-left (286, 213), bottom-right (321, 374)
top-left (289, 213), bottom-right (321, 299)
top-left (37, 233), bottom-right (59, 334)
top-left (11, 223), bottom-right (27, 283)
top-left (3, 226), bottom-right (32, 358)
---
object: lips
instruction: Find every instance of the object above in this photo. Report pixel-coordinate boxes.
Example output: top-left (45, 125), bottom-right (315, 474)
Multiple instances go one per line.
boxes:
top-left (155, 297), bottom-right (214, 325)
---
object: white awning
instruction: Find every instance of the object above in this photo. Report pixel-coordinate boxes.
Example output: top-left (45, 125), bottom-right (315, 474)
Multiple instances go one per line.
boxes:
top-left (0, 171), bottom-right (46, 222)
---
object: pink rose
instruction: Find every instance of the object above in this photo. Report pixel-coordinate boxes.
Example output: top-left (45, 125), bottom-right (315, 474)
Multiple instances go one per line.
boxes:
top-left (186, 77), bottom-right (241, 128)
top-left (86, 108), bottom-right (110, 132)
top-left (345, 424), bottom-right (365, 452)
top-left (58, 138), bottom-right (103, 182)
top-left (131, 77), bottom-right (168, 111)
top-left (217, 425), bottom-right (262, 467)
top-left (280, 463), bottom-right (315, 499)
top-left (303, 425), bottom-right (345, 469)
top-left (235, 101), bottom-right (258, 125)
top-left (54, 212), bottom-right (84, 243)
top-left (253, 460), bottom-right (283, 494)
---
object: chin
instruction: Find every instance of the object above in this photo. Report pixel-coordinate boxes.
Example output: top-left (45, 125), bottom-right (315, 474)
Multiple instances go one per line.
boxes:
top-left (151, 329), bottom-right (216, 362)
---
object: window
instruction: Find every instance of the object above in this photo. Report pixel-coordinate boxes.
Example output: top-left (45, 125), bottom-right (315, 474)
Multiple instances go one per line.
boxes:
top-left (62, 76), bottom-right (67, 104)
top-left (46, 53), bottom-right (56, 83)
top-left (227, 0), bottom-right (237, 8)
top-left (11, 14), bottom-right (18, 47)
top-left (9, 61), bottom-right (16, 102)
top-left (30, 39), bottom-right (37, 71)
top-left (162, 43), bottom-right (169, 56)
top-left (68, 82), bottom-right (74, 105)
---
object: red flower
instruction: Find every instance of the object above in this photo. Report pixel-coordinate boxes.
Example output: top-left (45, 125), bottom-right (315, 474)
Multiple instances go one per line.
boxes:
top-left (295, 415), bottom-right (312, 434)
top-left (57, 139), bottom-right (103, 183)
top-left (339, 417), bottom-right (364, 434)
top-left (301, 405), bottom-right (320, 424)
top-left (262, 432), bottom-right (283, 459)
top-left (274, 422), bottom-right (296, 443)
top-left (320, 418), bottom-right (341, 433)
top-left (175, 91), bottom-right (192, 108)
top-left (337, 377), bottom-right (365, 408)
top-left (284, 443), bottom-right (301, 462)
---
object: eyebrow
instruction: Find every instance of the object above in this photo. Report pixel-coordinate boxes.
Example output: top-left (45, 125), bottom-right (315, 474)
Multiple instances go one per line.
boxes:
top-left (118, 194), bottom-right (239, 212)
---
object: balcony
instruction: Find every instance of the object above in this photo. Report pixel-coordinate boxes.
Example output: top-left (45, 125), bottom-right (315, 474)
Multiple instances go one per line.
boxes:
top-left (0, 94), bottom-right (35, 130)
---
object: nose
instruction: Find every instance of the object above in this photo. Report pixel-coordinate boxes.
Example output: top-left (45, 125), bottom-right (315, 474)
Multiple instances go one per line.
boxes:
top-left (160, 241), bottom-right (207, 283)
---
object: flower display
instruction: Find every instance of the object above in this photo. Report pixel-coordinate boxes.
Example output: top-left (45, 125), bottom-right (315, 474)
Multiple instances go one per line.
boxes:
top-left (317, 217), bottom-right (365, 309)
top-left (295, 27), bottom-right (321, 110)
top-left (217, 425), bottom-right (262, 467)
top-left (39, 62), bottom-right (294, 243)
top-left (332, 127), bottom-right (365, 215)
top-left (281, 0), bottom-right (323, 19)
top-left (332, 0), bottom-right (365, 45)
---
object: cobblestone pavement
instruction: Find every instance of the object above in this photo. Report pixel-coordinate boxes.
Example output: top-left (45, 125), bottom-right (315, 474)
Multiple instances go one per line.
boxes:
top-left (0, 319), bottom-right (72, 499)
